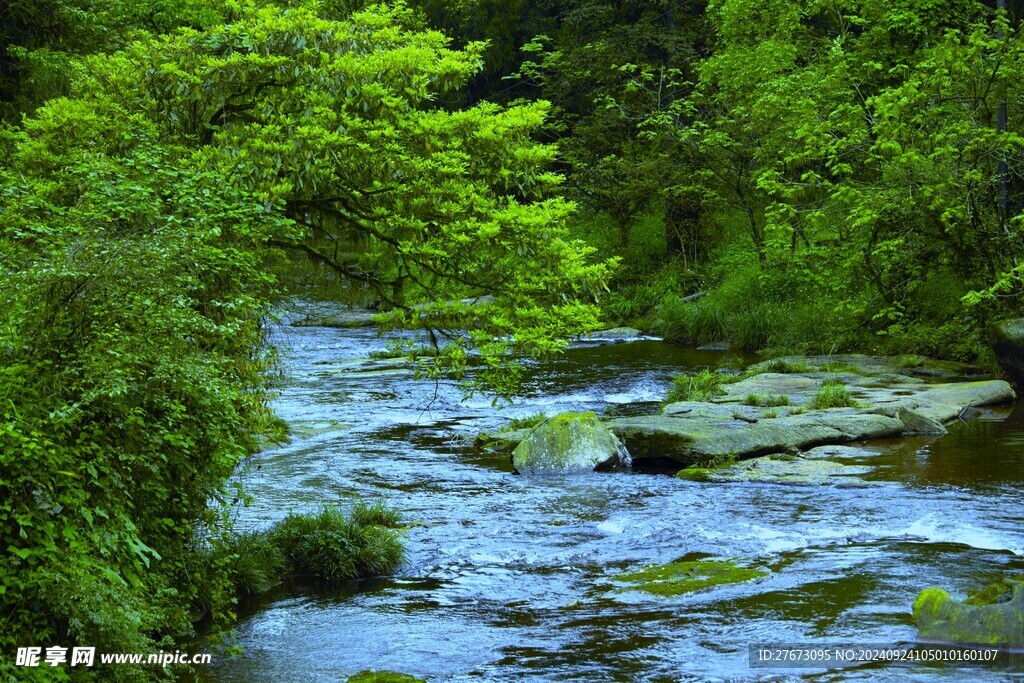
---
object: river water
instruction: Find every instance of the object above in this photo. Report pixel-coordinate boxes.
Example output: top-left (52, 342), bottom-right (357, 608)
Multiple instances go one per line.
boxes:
top-left (206, 320), bottom-right (1024, 682)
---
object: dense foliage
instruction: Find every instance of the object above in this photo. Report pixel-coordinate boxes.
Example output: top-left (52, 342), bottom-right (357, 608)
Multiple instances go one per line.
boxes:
top-left (0, 0), bottom-right (611, 678)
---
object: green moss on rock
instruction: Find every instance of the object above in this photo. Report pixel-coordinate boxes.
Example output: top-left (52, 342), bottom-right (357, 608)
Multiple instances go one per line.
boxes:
top-left (511, 411), bottom-right (629, 475)
top-left (913, 579), bottom-right (1024, 645)
top-left (617, 559), bottom-right (768, 596)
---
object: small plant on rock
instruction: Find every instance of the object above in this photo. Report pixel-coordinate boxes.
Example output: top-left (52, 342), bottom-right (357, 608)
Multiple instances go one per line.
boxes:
top-left (744, 393), bottom-right (792, 407)
top-left (810, 383), bottom-right (858, 409)
top-left (666, 369), bottom-right (727, 403)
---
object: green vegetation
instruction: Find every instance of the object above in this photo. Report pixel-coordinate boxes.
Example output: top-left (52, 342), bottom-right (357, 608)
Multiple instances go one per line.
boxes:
top-left (204, 504), bottom-right (406, 608)
top-left (744, 394), bottom-right (792, 408)
top-left (347, 672), bottom-right (426, 683)
top-left (617, 559), bottom-right (768, 596)
top-left (676, 453), bottom-right (738, 482)
top-left (665, 370), bottom-right (731, 403)
top-left (810, 385), bottom-right (859, 410)
top-left (758, 358), bottom-right (812, 374)
top-left (0, 0), bottom-right (616, 675)
top-left (504, 412), bottom-right (550, 431)
top-left (268, 506), bottom-right (405, 582)
top-left (914, 580), bottom-right (1024, 645)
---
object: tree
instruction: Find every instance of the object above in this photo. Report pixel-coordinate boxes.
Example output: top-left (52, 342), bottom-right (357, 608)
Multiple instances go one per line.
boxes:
top-left (0, 1), bottom-right (615, 673)
top-left (511, 0), bottom-right (709, 252)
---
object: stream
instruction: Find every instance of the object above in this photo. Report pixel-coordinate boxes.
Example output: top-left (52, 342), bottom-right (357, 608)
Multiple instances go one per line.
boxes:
top-left (205, 317), bottom-right (1024, 682)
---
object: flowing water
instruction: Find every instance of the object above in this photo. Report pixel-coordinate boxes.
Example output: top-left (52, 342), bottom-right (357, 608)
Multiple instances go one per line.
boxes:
top-left (205, 317), bottom-right (1024, 682)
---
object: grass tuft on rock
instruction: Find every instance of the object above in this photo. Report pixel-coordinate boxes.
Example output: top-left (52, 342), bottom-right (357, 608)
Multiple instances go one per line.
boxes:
top-left (269, 506), bottom-right (405, 582)
top-left (744, 393), bottom-right (792, 407)
top-left (809, 383), bottom-right (858, 409)
top-left (215, 503), bottom-right (406, 603)
top-left (758, 358), bottom-right (811, 374)
top-left (351, 499), bottom-right (405, 528)
top-left (666, 369), bottom-right (729, 403)
top-left (503, 412), bottom-right (548, 431)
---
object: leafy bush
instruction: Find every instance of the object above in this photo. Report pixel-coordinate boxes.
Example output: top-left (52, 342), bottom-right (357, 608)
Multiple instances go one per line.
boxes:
top-left (0, 107), bottom-right (293, 675)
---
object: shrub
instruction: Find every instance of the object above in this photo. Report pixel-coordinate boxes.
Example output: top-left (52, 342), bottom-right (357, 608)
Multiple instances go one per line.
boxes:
top-left (350, 500), bottom-right (404, 529)
top-left (225, 533), bottom-right (288, 596)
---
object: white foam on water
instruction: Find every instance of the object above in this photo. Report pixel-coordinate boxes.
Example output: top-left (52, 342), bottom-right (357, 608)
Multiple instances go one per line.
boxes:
top-left (900, 515), bottom-right (1024, 555)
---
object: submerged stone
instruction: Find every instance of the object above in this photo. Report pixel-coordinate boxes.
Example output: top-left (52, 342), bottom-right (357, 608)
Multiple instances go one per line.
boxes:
top-left (511, 412), bottom-right (630, 475)
top-left (346, 672), bottom-right (425, 683)
top-left (913, 579), bottom-right (1024, 646)
top-left (676, 454), bottom-right (874, 486)
top-left (617, 559), bottom-right (768, 596)
top-left (475, 427), bottom-right (534, 452)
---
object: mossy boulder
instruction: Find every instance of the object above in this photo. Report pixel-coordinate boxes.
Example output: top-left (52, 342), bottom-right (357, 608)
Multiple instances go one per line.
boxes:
top-left (511, 412), bottom-right (630, 475)
top-left (346, 671), bottom-right (425, 683)
top-left (913, 579), bottom-right (1024, 646)
top-left (992, 318), bottom-right (1024, 385)
top-left (617, 559), bottom-right (768, 596)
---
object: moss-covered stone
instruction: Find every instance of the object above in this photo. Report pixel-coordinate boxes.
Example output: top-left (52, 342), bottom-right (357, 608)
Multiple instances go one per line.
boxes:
top-left (346, 671), bottom-right (425, 683)
top-left (511, 412), bottom-right (630, 475)
top-left (617, 559), bottom-right (768, 596)
top-left (913, 579), bottom-right (1024, 645)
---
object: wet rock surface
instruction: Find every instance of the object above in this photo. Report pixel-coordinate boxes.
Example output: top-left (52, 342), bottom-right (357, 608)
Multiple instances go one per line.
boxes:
top-left (480, 354), bottom-right (1017, 481)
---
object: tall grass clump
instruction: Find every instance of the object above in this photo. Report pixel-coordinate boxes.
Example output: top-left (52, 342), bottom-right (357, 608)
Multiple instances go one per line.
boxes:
top-left (809, 383), bottom-right (858, 409)
top-left (665, 369), bottom-right (728, 403)
top-left (744, 393), bottom-right (792, 407)
top-left (269, 506), bottom-right (405, 582)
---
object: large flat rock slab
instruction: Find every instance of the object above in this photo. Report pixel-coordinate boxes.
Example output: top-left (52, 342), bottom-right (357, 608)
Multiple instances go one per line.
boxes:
top-left (474, 354), bottom-right (1017, 473)
top-left (291, 309), bottom-right (380, 328)
top-left (607, 411), bottom-right (905, 466)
